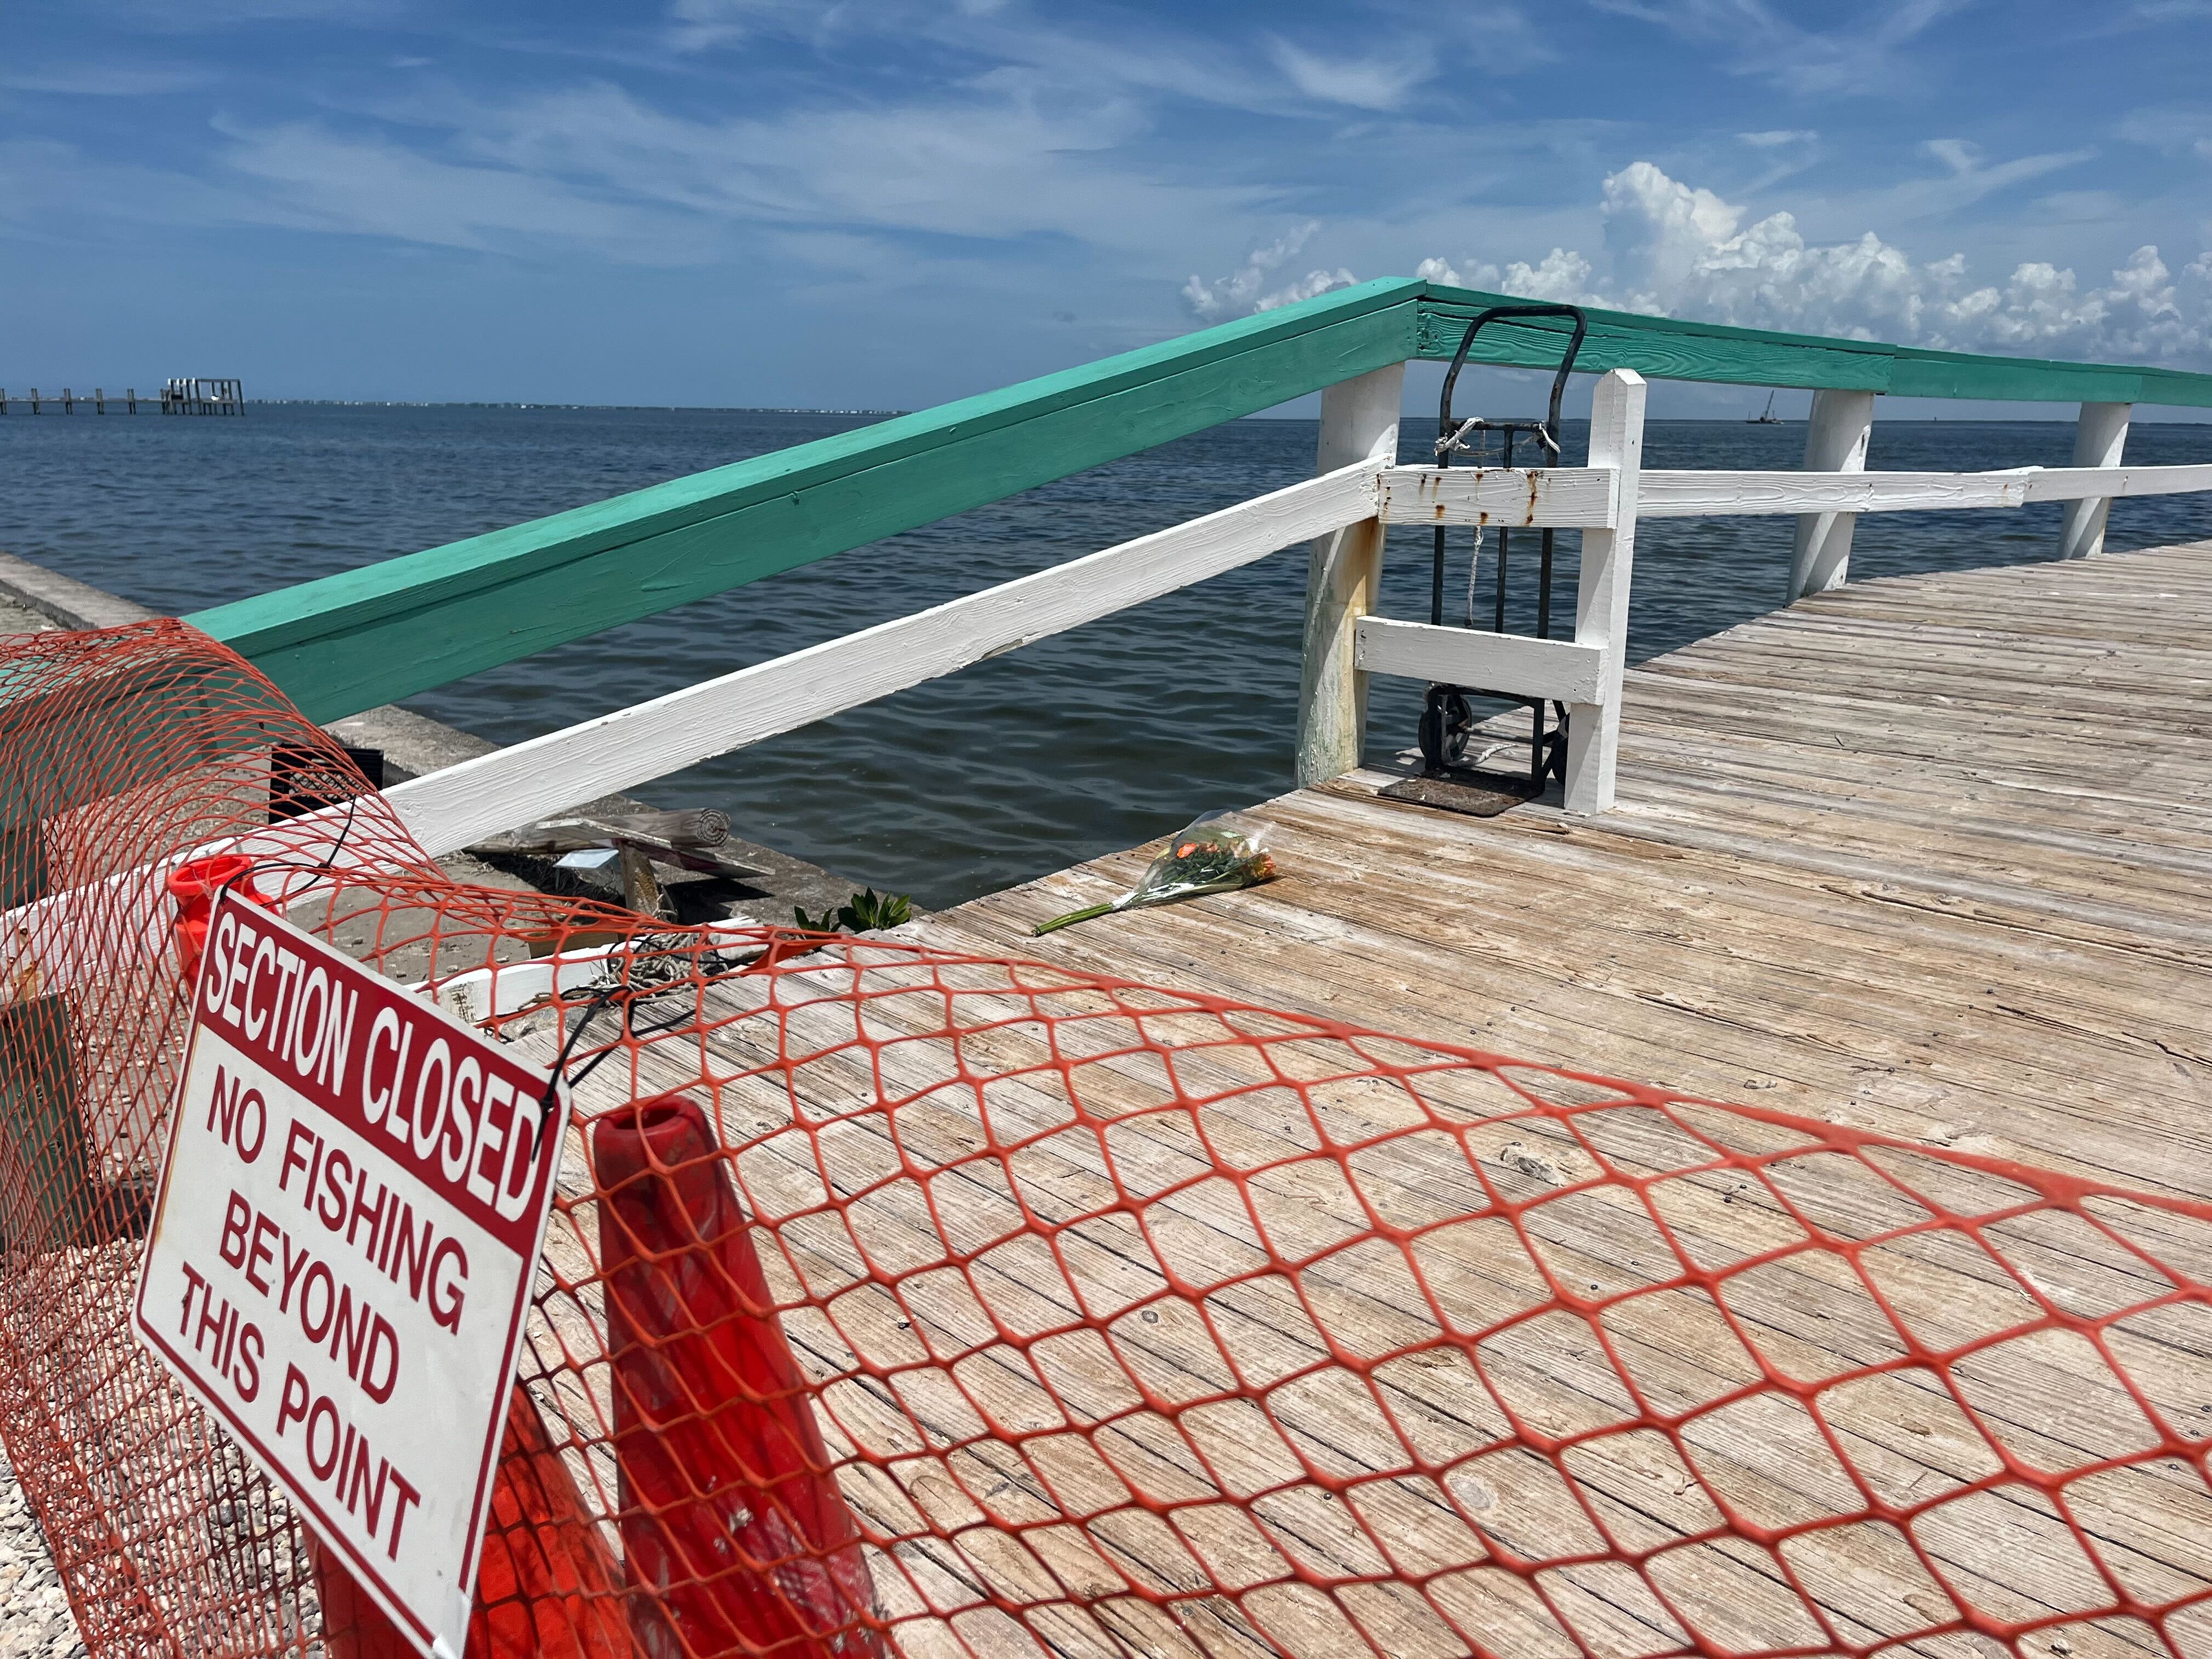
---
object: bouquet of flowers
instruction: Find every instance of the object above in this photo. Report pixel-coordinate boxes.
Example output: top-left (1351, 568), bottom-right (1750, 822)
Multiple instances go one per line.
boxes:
top-left (1034, 811), bottom-right (1277, 935)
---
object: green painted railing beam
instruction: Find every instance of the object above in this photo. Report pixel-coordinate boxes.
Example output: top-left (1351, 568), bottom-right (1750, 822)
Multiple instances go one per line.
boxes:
top-left (1417, 282), bottom-right (2212, 407)
top-left (190, 279), bottom-right (1425, 723)
top-left (191, 275), bottom-right (2212, 725)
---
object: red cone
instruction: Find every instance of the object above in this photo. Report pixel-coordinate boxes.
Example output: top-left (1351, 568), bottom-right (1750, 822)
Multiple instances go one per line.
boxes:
top-left (594, 1093), bottom-right (883, 1659)
top-left (166, 853), bottom-right (273, 987)
top-left (311, 1385), bottom-right (634, 1657)
top-left (307, 1537), bottom-right (410, 1659)
top-left (469, 1387), bottom-right (635, 1657)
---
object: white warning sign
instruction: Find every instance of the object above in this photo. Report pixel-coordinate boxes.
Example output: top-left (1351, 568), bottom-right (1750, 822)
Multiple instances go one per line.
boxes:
top-left (134, 887), bottom-right (568, 1659)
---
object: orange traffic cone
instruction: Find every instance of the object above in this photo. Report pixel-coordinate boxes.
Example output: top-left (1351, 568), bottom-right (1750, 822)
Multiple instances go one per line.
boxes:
top-left (594, 1093), bottom-right (883, 1659)
top-left (307, 1536), bottom-right (410, 1659)
top-left (166, 853), bottom-right (273, 986)
top-left (310, 1384), bottom-right (633, 1657)
top-left (468, 1387), bottom-right (634, 1657)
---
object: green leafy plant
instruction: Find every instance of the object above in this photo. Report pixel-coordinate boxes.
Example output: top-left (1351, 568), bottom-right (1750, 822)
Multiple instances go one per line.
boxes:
top-left (794, 887), bottom-right (914, 933)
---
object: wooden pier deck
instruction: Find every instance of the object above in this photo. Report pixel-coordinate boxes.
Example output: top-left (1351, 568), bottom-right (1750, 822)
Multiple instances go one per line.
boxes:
top-left (917, 539), bottom-right (2212, 1206)
top-left (800, 540), bottom-right (2212, 1656)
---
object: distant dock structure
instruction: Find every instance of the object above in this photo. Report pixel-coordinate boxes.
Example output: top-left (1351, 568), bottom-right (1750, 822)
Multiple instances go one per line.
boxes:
top-left (0, 379), bottom-right (242, 414)
top-left (160, 377), bottom-right (244, 415)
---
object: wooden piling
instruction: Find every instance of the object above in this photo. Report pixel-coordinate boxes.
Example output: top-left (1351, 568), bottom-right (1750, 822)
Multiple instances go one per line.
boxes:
top-left (159, 377), bottom-right (244, 415)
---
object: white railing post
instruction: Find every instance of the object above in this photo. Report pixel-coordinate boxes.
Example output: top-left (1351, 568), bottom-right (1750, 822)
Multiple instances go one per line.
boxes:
top-left (1785, 388), bottom-right (1876, 601)
top-left (1295, 362), bottom-right (1406, 786)
top-left (1562, 368), bottom-right (1646, 816)
top-left (2057, 401), bottom-right (2132, 559)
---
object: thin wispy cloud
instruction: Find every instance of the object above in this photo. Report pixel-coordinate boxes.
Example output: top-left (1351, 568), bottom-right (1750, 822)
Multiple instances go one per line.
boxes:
top-left (1265, 40), bottom-right (1430, 111)
top-left (0, 64), bottom-right (213, 95)
top-left (1592, 0), bottom-right (1967, 97)
top-left (71, 0), bottom-right (400, 28)
top-left (217, 116), bottom-right (715, 259)
top-left (664, 0), bottom-right (1548, 119)
top-left (2116, 107), bottom-right (2212, 158)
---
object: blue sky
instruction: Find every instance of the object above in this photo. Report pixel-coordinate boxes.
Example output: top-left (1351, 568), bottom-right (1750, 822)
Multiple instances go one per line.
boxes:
top-left (5, 0), bottom-right (2211, 414)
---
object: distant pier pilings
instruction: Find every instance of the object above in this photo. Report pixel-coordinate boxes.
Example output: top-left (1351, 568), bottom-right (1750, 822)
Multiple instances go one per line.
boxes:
top-left (0, 379), bottom-right (244, 414)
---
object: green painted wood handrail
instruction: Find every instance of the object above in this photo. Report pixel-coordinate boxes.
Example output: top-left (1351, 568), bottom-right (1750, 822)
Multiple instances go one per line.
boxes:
top-left (1414, 283), bottom-right (2208, 404)
top-left (190, 276), bottom-right (2212, 723)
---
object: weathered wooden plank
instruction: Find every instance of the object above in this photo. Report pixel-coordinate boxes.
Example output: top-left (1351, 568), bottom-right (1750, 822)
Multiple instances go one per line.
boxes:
top-left (1786, 388), bottom-right (1875, 600)
top-left (936, 782), bottom-right (2212, 1166)
top-left (1631, 461), bottom-right (2212, 518)
top-left (1353, 616), bottom-right (1608, 705)
top-left (1373, 465), bottom-right (1617, 528)
top-left (572, 964), bottom-right (2140, 1657)
top-left (1563, 370), bottom-right (1646, 814)
top-left (1610, 727), bottom-right (2212, 883)
top-left (1296, 364), bottom-right (1403, 786)
top-left (925, 809), bottom-right (2212, 1207)
top-left (886, 909), bottom-right (2212, 1650)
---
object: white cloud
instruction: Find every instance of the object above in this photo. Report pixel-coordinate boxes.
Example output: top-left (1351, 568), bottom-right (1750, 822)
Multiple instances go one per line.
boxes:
top-left (1737, 129), bottom-right (1816, 148)
top-left (1403, 161), bottom-right (2212, 366)
top-left (1252, 266), bottom-right (1359, 313)
top-left (1415, 249), bottom-right (1596, 304)
top-left (1921, 137), bottom-right (1979, 174)
top-left (1594, 162), bottom-right (2212, 360)
top-left (1184, 223), bottom-right (1354, 320)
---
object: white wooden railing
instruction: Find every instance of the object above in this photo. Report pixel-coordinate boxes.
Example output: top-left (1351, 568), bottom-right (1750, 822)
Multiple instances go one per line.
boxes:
top-left (384, 365), bottom-right (2212, 850)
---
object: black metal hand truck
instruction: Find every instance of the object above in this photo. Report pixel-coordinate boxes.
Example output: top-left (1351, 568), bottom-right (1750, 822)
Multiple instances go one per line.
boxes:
top-left (1412, 303), bottom-right (1589, 794)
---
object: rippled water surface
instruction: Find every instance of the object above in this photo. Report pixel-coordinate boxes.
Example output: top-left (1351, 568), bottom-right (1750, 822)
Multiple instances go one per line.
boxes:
top-left (5, 405), bottom-right (2209, 907)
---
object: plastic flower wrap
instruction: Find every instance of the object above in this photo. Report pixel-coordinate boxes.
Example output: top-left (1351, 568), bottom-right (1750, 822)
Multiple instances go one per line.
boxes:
top-left (1035, 811), bottom-right (1277, 935)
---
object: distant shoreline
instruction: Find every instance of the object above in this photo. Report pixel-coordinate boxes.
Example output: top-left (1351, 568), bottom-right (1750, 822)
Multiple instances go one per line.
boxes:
top-left (242, 399), bottom-right (912, 415)
top-left (153, 400), bottom-right (2196, 424)
top-left (18, 398), bottom-right (2203, 423)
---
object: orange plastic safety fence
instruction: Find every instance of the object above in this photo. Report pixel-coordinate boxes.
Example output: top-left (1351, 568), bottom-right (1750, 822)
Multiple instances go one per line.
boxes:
top-left (2, 619), bottom-right (2211, 1659)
